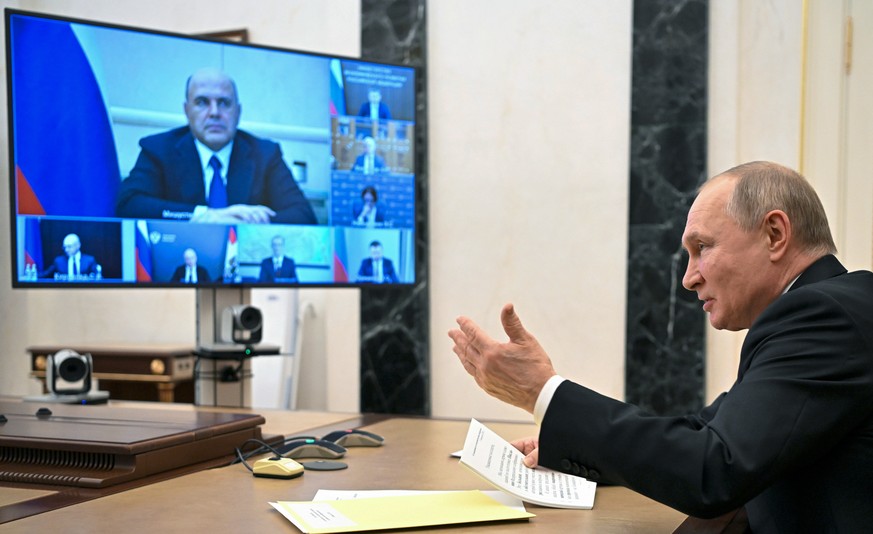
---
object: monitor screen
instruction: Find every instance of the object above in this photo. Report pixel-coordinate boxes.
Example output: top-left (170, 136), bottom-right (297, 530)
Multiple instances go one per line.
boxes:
top-left (5, 9), bottom-right (417, 288)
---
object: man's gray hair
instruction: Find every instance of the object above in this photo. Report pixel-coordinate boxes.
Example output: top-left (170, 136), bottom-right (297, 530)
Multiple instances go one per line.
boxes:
top-left (715, 161), bottom-right (837, 256)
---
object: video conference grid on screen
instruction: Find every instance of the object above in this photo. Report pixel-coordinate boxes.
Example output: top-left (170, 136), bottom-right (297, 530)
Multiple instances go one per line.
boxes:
top-left (6, 10), bottom-right (416, 287)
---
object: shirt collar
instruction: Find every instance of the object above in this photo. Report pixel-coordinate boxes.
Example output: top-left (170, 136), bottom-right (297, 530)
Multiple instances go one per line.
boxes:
top-left (193, 138), bottom-right (233, 176)
top-left (782, 274), bottom-right (801, 295)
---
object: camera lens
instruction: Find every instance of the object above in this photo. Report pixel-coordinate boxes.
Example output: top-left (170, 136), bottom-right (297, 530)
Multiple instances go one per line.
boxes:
top-left (238, 307), bottom-right (262, 329)
top-left (58, 356), bottom-right (87, 381)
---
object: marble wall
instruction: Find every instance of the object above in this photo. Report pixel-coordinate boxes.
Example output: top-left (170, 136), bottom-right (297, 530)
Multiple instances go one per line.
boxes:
top-left (356, 0), bottom-right (708, 417)
top-left (625, 0), bottom-right (708, 415)
top-left (359, 0), bottom-right (429, 415)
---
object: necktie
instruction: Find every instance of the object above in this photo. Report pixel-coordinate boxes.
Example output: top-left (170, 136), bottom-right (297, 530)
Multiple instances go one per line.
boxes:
top-left (207, 156), bottom-right (227, 208)
top-left (274, 259), bottom-right (281, 274)
top-left (186, 268), bottom-right (192, 283)
top-left (375, 260), bottom-right (382, 283)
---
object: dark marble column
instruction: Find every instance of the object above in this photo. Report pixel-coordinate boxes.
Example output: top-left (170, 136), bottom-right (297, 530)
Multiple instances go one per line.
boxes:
top-left (359, 0), bottom-right (429, 415)
top-left (626, 0), bottom-right (709, 416)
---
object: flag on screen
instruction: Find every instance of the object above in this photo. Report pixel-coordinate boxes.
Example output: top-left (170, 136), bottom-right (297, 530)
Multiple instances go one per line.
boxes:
top-left (224, 226), bottom-right (239, 280)
top-left (329, 59), bottom-right (346, 116)
top-left (10, 16), bottom-right (120, 217)
top-left (333, 228), bottom-right (349, 282)
top-left (135, 220), bottom-right (153, 282)
top-left (24, 217), bottom-right (43, 270)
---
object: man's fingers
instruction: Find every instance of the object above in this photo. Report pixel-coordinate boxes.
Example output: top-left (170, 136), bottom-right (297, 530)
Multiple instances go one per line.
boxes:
top-left (226, 204), bottom-right (276, 223)
top-left (448, 327), bottom-right (482, 379)
top-left (447, 329), bottom-right (467, 359)
top-left (523, 449), bottom-right (539, 468)
top-left (500, 303), bottom-right (528, 343)
top-left (456, 316), bottom-right (496, 354)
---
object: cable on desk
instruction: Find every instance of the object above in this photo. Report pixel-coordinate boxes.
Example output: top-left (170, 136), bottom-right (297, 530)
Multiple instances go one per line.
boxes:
top-left (228, 435), bottom-right (319, 472)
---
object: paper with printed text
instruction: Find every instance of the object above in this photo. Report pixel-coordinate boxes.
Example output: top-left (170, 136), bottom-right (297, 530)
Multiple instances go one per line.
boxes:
top-left (460, 418), bottom-right (596, 509)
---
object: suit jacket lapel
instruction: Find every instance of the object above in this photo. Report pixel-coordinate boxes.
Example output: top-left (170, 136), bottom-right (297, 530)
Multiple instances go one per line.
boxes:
top-left (174, 132), bottom-right (207, 203)
top-left (227, 135), bottom-right (253, 205)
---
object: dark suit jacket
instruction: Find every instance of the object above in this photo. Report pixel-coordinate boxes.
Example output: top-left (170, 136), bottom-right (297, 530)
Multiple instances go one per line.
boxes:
top-left (538, 255), bottom-right (873, 532)
top-left (170, 264), bottom-right (211, 284)
top-left (258, 256), bottom-right (298, 283)
top-left (357, 101), bottom-right (391, 120)
top-left (42, 253), bottom-right (98, 278)
top-left (117, 127), bottom-right (317, 225)
top-left (352, 153), bottom-right (387, 175)
top-left (356, 257), bottom-right (399, 283)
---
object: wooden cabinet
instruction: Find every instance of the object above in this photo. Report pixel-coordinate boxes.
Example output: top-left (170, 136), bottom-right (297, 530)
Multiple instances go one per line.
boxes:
top-left (29, 345), bottom-right (195, 403)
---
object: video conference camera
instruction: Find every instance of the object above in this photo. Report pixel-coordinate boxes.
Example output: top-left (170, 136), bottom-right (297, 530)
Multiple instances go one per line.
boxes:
top-left (220, 305), bottom-right (263, 345)
top-left (23, 349), bottom-right (110, 404)
top-left (48, 349), bottom-right (93, 395)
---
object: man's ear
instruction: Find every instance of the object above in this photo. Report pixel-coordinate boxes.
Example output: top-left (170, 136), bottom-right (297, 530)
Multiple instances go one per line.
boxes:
top-left (763, 209), bottom-right (791, 260)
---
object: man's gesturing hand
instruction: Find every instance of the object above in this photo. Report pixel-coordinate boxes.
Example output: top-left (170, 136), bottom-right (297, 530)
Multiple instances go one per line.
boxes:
top-left (448, 303), bottom-right (556, 414)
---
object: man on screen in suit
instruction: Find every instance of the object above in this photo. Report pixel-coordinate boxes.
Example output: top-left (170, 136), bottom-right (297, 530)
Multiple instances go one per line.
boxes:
top-left (258, 235), bottom-right (298, 283)
top-left (449, 162), bottom-right (873, 532)
top-left (357, 87), bottom-right (391, 120)
top-left (352, 137), bottom-right (387, 176)
top-left (171, 248), bottom-right (210, 284)
top-left (41, 233), bottom-right (98, 279)
top-left (357, 240), bottom-right (399, 284)
top-left (116, 68), bottom-right (316, 225)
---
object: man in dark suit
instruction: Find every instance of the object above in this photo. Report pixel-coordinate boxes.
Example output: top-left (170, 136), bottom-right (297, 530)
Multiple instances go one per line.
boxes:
top-left (449, 161), bottom-right (873, 532)
top-left (116, 68), bottom-right (316, 225)
top-left (352, 136), bottom-right (387, 175)
top-left (170, 248), bottom-right (210, 284)
top-left (258, 235), bottom-right (298, 283)
top-left (357, 87), bottom-right (391, 120)
top-left (41, 233), bottom-right (99, 280)
top-left (357, 240), bottom-right (399, 283)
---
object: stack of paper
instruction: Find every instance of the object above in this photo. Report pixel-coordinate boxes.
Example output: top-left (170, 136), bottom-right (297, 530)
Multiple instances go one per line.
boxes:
top-left (271, 490), bottom-right (533, 533)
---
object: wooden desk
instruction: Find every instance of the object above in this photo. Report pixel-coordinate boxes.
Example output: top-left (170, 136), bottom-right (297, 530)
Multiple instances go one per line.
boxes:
top-left (28, 345), bottom-right (196, 403)
top-left (1, 415), bottom-right (689, 532)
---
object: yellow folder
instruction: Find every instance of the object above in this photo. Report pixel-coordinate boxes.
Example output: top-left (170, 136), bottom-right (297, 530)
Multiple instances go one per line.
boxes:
top-left (271, 490), bottom-right (534, 533)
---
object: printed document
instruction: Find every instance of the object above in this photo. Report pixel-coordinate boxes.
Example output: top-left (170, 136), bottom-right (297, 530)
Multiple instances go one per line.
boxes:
top-left (460, 418), bottom-right (597, 509)
top-left (270, 490), bottom-right (533, 533)
top-left (311, 489), bottom-right (527, 512)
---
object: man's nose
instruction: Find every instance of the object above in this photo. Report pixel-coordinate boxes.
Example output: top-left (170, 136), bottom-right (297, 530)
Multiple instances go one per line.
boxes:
top-left (207, 100), bottom-right (220, 115)
top-left (682, 257), bottom-right (700, 291)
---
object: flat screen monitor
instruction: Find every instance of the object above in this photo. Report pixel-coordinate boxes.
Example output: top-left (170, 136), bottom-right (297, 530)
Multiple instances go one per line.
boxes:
top-left (5, 9), bottom-right (417, 288)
